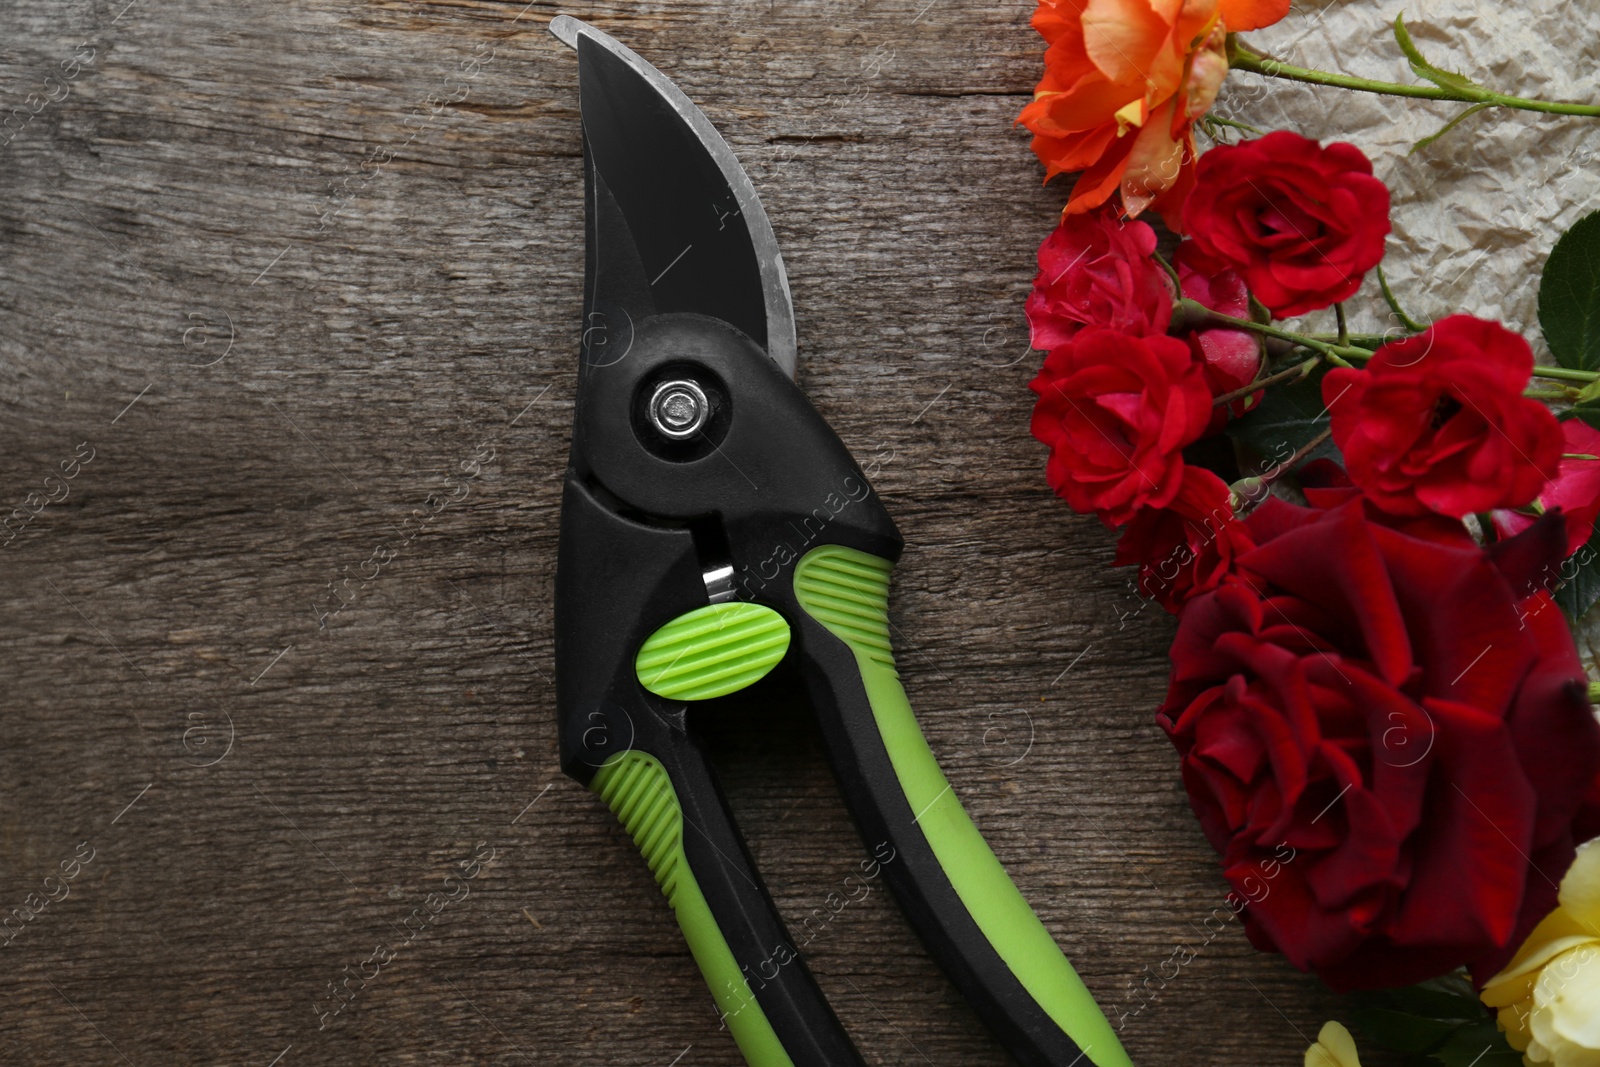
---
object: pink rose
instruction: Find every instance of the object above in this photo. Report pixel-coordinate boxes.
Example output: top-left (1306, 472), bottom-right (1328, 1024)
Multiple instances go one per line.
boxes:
top-left (1494, 419), bottom-right (1600, 556)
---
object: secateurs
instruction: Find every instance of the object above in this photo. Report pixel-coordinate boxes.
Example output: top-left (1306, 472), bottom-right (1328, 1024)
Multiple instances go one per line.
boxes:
top-left (549, 16), bottom-right (1133, 1067)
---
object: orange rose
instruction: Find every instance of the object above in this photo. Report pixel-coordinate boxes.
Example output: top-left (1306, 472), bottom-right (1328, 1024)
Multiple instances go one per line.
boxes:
top-left (1018, 0), bottom-right (1290, 228)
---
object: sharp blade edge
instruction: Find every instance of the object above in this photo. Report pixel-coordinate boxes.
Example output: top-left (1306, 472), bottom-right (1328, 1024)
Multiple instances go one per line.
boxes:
top-left (550, 15), bottom-right (798, 380)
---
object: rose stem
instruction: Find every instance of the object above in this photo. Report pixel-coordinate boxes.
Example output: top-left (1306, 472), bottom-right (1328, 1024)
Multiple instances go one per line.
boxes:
top-left (1178, 300), bottom-right (1370, 363)
top-left (1321, 344), bottom-right (1596, 385)
top-left (1151, 249), bottom-right (1183, 293)
top-left (1227, 39), bottom-right (1600, 118)
top-left (1377, 263), bottom-right (1428, 333)
top-left (1213, 354), bottom-right (1322, 407)
top-left (1334, 303), bottom-right (1350, 346)
top-left (1521, 365), bottom-right (1600, 383)
top-left (1269, 426), bottom-right (1334, 483)
top-left (1333, 346), bottom-right (1596, 387)
top-left (1231, 426), bottom-right (1335, 509)
top-left (1590, 682), bottom-right (1600, 705)
top-left (1182, 301), bottom-right (1600, 384)
top-left (1204, 114), bottom-right (1264, 136)
top-left (1308, 333), bottom-right (1392, 348)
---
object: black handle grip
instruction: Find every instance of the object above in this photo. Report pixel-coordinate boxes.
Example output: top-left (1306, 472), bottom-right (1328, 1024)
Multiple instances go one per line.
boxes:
top-left (790, 544), bottom-right (1134, 1067)
top-left (589, 721), bottom-right (866, 1067)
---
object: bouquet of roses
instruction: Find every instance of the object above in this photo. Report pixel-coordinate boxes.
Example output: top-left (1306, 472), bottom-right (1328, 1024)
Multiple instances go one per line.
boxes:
top-left (1017, 2), bottom-right (1600, 1064)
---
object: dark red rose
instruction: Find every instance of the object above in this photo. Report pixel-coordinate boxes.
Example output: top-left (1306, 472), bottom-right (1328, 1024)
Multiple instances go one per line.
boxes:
top-left (1029, 327), bottom-right (1212, 525)
top-left (1181, 131), bottom-right (1390, 317)
top-left (1159, 497), bottom-right (1600, 991)
top-left (1575, 773), bottom-right (1600, 846)
top-left (1324, 316), bottom-right (1563, 519)
top-left (1296, 457), bottom-right (1353, 492)
top-left (1494, 418), bottom-right (1600, 557)
top-left (1173, 242), bottom-right (1263, 431)
top-left (1025, 208), bottom-right (1173, 350)
top-left (1295, 468), bottom-right (1482, 549)
top-left (1113, 467), bottom-right (1253, 612)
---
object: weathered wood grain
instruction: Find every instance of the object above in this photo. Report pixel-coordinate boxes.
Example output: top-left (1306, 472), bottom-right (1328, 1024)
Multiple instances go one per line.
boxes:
top-left (0, 1), bottom-right (1361, 1064)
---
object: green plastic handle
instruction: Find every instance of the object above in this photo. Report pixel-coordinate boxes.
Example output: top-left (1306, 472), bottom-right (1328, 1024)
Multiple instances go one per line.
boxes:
top-left (794, 544), bottom-right (1134, 1067)
top-left (590, 752), bottom-right (797, 1067)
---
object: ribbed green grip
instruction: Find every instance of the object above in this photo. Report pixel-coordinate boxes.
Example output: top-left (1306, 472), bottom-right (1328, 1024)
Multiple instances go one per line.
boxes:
top-left (591, 753), bottom-right (795, 1067)
top-left (794, 545), bottom-right (1133, 1067)
top-left (635, 602), bottom-right (791, 700)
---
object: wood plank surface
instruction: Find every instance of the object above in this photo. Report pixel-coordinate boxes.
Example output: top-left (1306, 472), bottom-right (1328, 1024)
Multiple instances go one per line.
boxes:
top-left (0, 1), bottom-right (1361, 1064)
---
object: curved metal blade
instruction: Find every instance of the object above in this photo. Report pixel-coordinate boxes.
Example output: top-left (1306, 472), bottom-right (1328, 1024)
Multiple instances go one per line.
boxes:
top-left (551, 15), bottom-right (798, 379)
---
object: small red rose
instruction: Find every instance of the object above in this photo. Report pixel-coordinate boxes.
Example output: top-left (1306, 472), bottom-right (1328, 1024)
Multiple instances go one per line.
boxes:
top-left (1029, 327), bottom-right (1211, 525)
top-left (1181, 132), bottom-right (1391, 317)
top-left (1323, 315), bottom-right (1563, 518)
top-left (1025, 208), bottom-right (1174, 350)
top-left (1113, 467), bottom-right (1253, 612)
top-left (1493, 418), bottom-right (1600, 556)
top-left (1160, 497), bottom-right (1600, 991)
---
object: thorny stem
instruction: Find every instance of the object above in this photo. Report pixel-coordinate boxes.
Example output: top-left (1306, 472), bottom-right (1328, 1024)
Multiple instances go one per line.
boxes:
top-left (1377, 263), bottom-right (1428, 333)
top-left (1308, 332), bottom-right (1393, 349)
top-left (1269, 427), bottom-right (1334, 485)
top-left (1206, 114), bottom-right (1264, 134)
top-left (1518, 365), bottom-right (1600, 384)
top-left (1228, 40), bottom-right (1600, 117)
top-left (1231, 426), bottom-right (1336, 511)
top-left (1184, 302), bottom-right (1600, 385)
top-left (1181, 301), bottom-right (1372, 362)
top-left (1152, 249), bottom-right (1183, 293)
top-left (1213, 354), bottom-right (1322, 407)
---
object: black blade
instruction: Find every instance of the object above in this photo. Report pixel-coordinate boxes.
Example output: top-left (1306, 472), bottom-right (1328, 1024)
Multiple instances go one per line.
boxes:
top-left (554, 16), bottom-right (797, 378)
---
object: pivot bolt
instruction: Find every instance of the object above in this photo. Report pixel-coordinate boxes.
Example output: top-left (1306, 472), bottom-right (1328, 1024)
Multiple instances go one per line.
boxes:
top-left (648, 379), bottom-right (710, 440)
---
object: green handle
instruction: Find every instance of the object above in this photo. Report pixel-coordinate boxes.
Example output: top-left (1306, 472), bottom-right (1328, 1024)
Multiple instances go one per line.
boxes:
top-left (590, 752), bottom-right (797, 1067)
top-left (795, 544), bottom-right (1134, 1067)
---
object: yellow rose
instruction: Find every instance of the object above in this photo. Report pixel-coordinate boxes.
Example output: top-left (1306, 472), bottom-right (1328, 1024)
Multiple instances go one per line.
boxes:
top-left (1481, 838), bottom-right (1600, 1066)
top-left (1306, 1021), bottom-right (1363, 1067)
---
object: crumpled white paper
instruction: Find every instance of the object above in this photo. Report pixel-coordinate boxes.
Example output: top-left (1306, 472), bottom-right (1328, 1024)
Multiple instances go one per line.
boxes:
top-left (1210, 0), bottom-right (1600, 347)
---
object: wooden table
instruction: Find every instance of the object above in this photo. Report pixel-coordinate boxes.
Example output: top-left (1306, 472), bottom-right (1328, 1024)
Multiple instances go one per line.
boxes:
top-left (0, 1), bottom-right (1356, 1063)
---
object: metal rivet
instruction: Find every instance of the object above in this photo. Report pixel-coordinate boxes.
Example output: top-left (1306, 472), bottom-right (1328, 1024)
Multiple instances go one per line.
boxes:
top-left (648, 379), bottom-right (709, 440)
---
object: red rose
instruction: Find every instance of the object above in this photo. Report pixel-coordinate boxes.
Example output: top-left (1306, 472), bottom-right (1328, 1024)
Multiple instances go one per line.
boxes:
top-left (1159, 497), bottom-right (1600, 991)
top-left (1174, 242), bottom-right (1263, 429)
top-left (1024, 209), bottom-right (1173, 350)
top-left (1113, 467), bottom-right (1254, 611)
top-left (1324, 316), bottom-right (1563, 518)
top-left (1576, 773), bottom-right (1600, 846)
top-left (1029, 327), bottom-right (1212, 525)
top-left (1181, 132), bottom-right (1391, 317)
top-left (1493, 419), bottom-right (1600, 556)
top-left (1293, 463), bottom-right (1483, 548)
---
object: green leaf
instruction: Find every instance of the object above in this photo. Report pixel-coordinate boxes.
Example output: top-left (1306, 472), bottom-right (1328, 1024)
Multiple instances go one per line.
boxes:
top-left (1350, 974), bottom-right (1519, 1067)
top-left (1575, 378), bottom-right (1600, 406)
top-left (1349, 1007), bottom-right (1462, 1053)
top-left (1403, 974), bottom-right (1496, 1017)
top-left (1563, 398), bottom-right (1600, 431)
top-left (1555, 519), bottom-right (1600, 620)
top-left (1411, 102), bottom-right (1493, 154)
top-left (1432, 1022), bottom-right (1521, 1067)
top-left (1540, 209), bottom-right (1600, 371)
top-left (1393, 15), bottom-right (1488, 95)
top-left (1225, 362), bottom-right (1342, 475)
